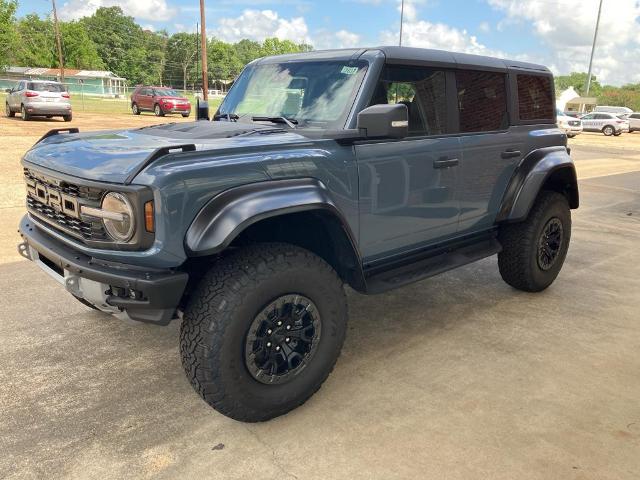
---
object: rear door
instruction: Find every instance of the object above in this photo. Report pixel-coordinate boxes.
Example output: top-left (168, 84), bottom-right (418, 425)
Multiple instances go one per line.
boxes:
top-left (138, 88), bottom-right (152, 110)
top-left (456, 70), bottom-right (522, 234)
top-left (355, 64), bottom-right (461, 261)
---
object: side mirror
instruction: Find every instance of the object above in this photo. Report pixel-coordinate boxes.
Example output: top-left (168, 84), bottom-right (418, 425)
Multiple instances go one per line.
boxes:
top-left (357, 104), bottom-right (408, 139)
top-left (5, 88), bottom-right (11, 93)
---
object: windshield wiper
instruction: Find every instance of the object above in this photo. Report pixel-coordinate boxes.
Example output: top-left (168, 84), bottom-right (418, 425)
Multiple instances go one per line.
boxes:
top-left (252, 116), bottom-right (298, 129)
top-left (213, 113), bottom-right (239, 121)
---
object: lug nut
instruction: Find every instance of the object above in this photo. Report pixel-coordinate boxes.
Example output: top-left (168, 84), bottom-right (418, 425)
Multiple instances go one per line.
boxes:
top-left (286, 325), bottom-right (291, 330)
top-left (267, 329), bottom-right (272, 335)
top-left (277, 321), bottom-right (282, 326)
top-left (275, 346), bottom-right (281, 351)
top-left (266, 342), bottom-right (272, 347)
top-left (285, 337), bottom-right (290, 343)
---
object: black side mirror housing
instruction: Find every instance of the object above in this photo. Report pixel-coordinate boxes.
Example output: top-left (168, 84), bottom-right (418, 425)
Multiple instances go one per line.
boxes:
top-left (357, 104), bottom-right (408, 139)
top-left (196, 98), bottom-right (209, 121)
top-left (5, 88), bottom-right (11, 93)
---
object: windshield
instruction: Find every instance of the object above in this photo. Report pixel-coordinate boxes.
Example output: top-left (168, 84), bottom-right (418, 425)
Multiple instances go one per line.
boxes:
top-left (217, 60), bottom-right (369, 128)
top-left (28, 82), bottom-right (65, 92)
top-left (154, 88), bottom-right (179, 97)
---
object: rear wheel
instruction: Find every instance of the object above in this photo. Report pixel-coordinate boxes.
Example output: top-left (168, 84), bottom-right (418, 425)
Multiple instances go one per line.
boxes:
top-left (154, 104), bottom-right (164, 117)
top-left (21, 105), bottom-right (30, 121)
top-left (180, 243), bottom-right (348, 422)
top-left (132, 103), bottom-right (140, 115)
top-left (63, 113), bottom-right (72, 122)
top-left (498, 191), bottom-right (571, 292)
top-left (181, 113), bottom-right (190, 118)
top-left (602, 125), bottom-right (614, 136)
top-left (5, 103), bottom-right (14, 118)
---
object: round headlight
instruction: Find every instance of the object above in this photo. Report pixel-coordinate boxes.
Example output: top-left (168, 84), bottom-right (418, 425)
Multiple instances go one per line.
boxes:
top-left (101, 192), bottom-right (135, 242)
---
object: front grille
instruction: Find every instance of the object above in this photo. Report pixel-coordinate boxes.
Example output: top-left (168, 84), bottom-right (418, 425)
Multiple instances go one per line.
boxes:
top-left (569, 120), bottom-right (580, 126)
top-left (24, 167), bottom-right (108, 242)
top-left (27, 196), bottom-right (108, 241)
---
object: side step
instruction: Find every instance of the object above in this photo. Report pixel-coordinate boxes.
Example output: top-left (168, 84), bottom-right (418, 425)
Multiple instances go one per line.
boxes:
top-left (364, 237), bottom-right (501, 294)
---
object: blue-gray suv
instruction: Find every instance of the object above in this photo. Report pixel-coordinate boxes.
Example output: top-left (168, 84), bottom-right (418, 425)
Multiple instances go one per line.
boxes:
top-left (17, 47), bottom-right (579, 422)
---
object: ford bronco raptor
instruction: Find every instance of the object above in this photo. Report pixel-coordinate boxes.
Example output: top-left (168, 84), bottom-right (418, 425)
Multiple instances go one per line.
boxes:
top-left (17, 47), bottom-right (578, 422)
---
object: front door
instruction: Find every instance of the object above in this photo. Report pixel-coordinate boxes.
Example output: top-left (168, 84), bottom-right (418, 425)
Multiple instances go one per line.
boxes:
top-left (356, 65), bottom-right (460, 261)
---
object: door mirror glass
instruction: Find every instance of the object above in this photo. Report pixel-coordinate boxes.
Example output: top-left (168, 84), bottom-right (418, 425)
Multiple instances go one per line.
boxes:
top-left (357, 104), bottom-right (408, 139)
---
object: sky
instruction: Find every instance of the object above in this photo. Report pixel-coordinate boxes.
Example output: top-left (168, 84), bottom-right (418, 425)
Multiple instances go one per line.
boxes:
top-left (17, 0), bottom-right (640, 86)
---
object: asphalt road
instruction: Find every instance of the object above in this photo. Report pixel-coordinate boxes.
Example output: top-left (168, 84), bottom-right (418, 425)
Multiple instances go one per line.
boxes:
top-left (1, 143), bottom-right (639, 479)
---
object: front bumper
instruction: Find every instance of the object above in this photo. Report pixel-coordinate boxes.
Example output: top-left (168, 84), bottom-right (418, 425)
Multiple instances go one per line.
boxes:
top-left (18, 215), bottom-right (188, 325)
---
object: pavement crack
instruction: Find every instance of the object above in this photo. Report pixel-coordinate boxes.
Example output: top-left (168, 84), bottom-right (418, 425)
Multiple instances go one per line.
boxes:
top-left (244, 426), bottom-right (299, 480)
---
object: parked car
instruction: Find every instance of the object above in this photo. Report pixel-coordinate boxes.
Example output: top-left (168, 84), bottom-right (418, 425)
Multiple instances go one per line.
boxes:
top-left (579, 112), bottom-right (628, 135)
top-left (5, 80), bottom-right (72, 122)
top-left (18, 47), bottom-right (578, 422)
top-left (594, 105), bottom-right (633, 114)
top-left (622, 112), bottom-right (640, 132)
top-left (130, 86), bottom-right (191, 117)
top-left (556, 109), bottom-right (582, 137)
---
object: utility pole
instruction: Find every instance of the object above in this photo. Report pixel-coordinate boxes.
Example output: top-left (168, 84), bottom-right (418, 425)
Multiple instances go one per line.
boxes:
top-left (585, 0), bottom-right (603, 97)
top-left (51, 0), bottom-right (65, 83)
top-left (196, 22), bottom-right (200, 93)
top-left (199, 0), bottom-right (209, 101)
top-left (399, 0), bottom-right (405, 46)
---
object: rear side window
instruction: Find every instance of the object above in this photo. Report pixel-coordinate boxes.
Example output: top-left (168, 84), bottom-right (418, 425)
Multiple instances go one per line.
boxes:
top-left (517, 74), bottom-right (554, 121)
top-left (456, 70), bottom-right (508, 132)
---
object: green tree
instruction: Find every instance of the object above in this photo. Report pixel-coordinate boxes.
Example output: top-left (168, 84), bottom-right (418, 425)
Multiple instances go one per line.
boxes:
top-left (208, 38), bottom-right (243, 84)
top-left (15, 14), bottom-right (55, 67)
top-left (260, 37), bottom-right (306, 57)
top-left (555, 72), bottom-right (602, 97)
top-left (165, 32), bottom-right (198, 90)
top-left (233, 39), bottom-right (262, 66)
top-left (0, 0), bottom-right (19, 69)
top-left (81, 7), bottom-right (146, 82)
top-left (60, 21), bottom-right (104, 70)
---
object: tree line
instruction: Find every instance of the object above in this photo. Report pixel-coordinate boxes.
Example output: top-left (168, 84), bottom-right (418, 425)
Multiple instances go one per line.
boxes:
top-left (0, 1), bottom-right (311, 89)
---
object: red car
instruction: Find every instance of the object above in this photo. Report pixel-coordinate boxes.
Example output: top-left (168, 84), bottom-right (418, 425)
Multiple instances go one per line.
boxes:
top-left (130, 86), bottom-right (191, 117)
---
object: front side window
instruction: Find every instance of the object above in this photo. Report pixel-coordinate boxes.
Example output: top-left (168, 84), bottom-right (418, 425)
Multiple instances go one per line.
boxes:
top-left (456, 70), bottom-right (508, 132)
top-left (517, 74), bottom-right (554, 121)
top-left (154, 88), bottom-right (179, 97)
top-left (218, 60), bottom-right (368, 129)
top-left (369, 65), bottom-right (447, 136)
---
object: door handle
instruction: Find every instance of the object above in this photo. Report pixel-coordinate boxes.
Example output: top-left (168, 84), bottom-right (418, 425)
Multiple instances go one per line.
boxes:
top-left (433, 158), bottom-right (459, 169)
top-left (501, 149), bottom-right (521, 159)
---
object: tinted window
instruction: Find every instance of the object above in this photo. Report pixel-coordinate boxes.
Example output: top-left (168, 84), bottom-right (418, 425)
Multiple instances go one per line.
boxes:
top-left (517, 75), bottom-right (554, 121)
top-left (370, 66), bottom-right (448, 136)
top-left (631, 114), bottom-right (640, 119)
top-left (456, 70), bottom-right (508, 132)
top-left (28, 82), bottom-right (65, 92)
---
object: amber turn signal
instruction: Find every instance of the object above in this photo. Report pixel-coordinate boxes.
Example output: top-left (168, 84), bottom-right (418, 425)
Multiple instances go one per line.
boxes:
top-left (144, 201), bottom-right (154, 232)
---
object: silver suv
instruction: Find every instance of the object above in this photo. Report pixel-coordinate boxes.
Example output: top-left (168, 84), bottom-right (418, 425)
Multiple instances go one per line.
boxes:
top-left (621, 112), bottom-right (640, 133)
top-left (5, 80), bottom-right (72, 122)
top-left (579, 112), bottom-right (628, 136)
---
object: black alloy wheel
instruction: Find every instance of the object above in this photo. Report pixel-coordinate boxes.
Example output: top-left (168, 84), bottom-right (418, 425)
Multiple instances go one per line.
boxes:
top-left (536, 217), bottom-right (563, 271)
top-left (244, 294), bottom-right (321, 385)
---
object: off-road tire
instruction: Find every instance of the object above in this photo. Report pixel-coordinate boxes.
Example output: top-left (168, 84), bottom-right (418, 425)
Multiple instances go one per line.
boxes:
top-left (154, 104), bottom-right (164, 116)
top-left (602, 125), bottom-right (614, 136)
top-left (132, 103), bottom-right (140, 115)
top-left (498, 191), bottom-right (571, 292)
top-left (180, 243), bottom-right (348, 422)
top-left (5, 103), bottom-right (14, 117)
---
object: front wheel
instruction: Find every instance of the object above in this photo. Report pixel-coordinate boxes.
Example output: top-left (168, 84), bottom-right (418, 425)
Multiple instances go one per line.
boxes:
top-left (5, 103), bottom-right (14, 118)
top-left (154, 104), bottom-right (164, 117)
top-left (603, 125), bottom-right (614, 136)
top-left (132, 103), bottom-right (140, 115)
top-left (498, 191), bottom-right (571, 292)
top-left (180, 243), bottom-right (348, 422)
top-left (181, 113), bottom-right (190, 118)
top-left (614, 131), bottom-right (622, 136)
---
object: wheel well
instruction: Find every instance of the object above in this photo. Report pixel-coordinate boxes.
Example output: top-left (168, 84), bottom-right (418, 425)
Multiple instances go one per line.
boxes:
top-left (541, 167), bottom-right (579, 209)
top-left (228, 210), bottom-right (365, 291)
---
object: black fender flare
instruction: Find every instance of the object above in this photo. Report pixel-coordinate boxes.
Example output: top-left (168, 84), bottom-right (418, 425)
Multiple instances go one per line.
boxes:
top-left (185, 178), bottom-right (359, 257)
top-left (496, 146), bottom-right (579, 223)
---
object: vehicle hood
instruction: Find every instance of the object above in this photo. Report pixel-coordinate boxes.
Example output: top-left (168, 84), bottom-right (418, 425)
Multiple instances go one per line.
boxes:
top-left (23, 121), bottom-right (307, 184)
top-left (158, 96), bottom-right (190, 102)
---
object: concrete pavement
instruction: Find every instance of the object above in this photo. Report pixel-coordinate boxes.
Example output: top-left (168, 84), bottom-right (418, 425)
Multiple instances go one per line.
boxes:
top-left (1, 164), bottom-right (639, 479)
